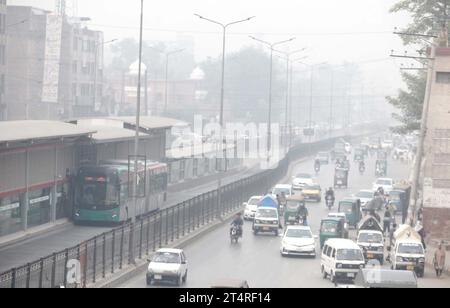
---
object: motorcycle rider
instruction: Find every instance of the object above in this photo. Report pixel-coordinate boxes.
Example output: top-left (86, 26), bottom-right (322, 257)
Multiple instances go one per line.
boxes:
top-left (230, 213), bottom-right (244, 237)
top-left (314, 159), bottom-right (321, 172)
top-left (325, 187), bottom-right (335, 207)
top-left (359, 160), bottom-right (365, 172)
top-left (298, 204), bottom-right (309, 226)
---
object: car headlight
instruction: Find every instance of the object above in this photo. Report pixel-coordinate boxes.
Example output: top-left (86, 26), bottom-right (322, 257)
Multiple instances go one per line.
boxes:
top-left (419, 258), bottom-right (425, 263)
top-left (360, 264), bottom-right (365, 269)
top-left (378, 246), bottom-right (384, 252)
top-left (396, 256), bottom-right (403, 263)
top-left (336, 263), bottom-right (343, 269)
top-left (255, 220), bottom-right (261, 224)
top-left (147, 268), bottom-right (154, 274)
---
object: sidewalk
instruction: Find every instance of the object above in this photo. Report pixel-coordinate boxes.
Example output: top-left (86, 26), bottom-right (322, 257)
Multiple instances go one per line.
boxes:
top-left (425, 242), bottom-right (450, 276)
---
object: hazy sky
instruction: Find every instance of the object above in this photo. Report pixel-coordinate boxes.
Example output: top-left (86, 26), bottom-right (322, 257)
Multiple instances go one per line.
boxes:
top-left (10, 0), bottom-right (413, 93)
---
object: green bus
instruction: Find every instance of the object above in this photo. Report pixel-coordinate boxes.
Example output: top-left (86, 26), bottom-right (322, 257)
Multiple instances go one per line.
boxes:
top-left (74, 160), bottom-right (168, 224)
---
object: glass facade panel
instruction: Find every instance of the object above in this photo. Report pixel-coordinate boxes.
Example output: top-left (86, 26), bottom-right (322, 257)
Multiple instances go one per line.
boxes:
top-left (27, 188), bottom-right (51, 228)
top-left (0, 195), bottom-right (22, 237)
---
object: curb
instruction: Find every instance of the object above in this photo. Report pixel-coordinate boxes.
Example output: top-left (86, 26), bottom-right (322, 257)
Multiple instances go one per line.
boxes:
top-left (0, 219), bottom-right (71, 250)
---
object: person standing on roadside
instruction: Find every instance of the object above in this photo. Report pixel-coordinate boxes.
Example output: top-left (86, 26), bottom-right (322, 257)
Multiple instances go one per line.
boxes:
top-left (434, 242), bottom-right (447, 278)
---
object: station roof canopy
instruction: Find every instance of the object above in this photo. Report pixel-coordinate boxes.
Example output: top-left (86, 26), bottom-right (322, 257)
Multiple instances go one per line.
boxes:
top-left (108, 116), bottom-right (187, 131)
top-left (0, 120), bottom-right (95, 147)
top-left (70, 116), bottom-right (186, 143)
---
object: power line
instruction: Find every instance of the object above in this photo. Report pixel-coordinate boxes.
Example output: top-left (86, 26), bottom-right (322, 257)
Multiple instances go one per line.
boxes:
top-left (86, 22), bottom-right (392, 37)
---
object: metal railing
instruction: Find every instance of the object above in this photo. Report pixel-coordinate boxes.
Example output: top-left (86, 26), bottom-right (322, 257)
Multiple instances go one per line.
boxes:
top-left (0, 136), bottom-right (342, 288)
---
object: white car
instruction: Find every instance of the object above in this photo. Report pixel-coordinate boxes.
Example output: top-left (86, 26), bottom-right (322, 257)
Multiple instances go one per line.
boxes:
top-left (382, 140), bottom-right (394, 149)
top-left (292, 173), bottom-right (314, 190)
top-left (146, 248), bottom-right (188, 286)
top-left (271, 184), bottom-right (293, 197)
top-left (354, 190), bottom-right (374, 209)
top-left (344, 143), bottom-right (352, 153)
top-left (243, 196), bottom-right (262, 220)
top-left (280, 226), bottom-right (317, 257)
top-left (372, 178), bottom-right (394, 194)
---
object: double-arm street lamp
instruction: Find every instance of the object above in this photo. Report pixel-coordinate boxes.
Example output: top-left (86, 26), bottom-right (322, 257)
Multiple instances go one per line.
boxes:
top-left (249, 36), bottom-right (295, 160)
top-left (298, 61), bottom-right (327, 144)
top-left (93, 38), bottom-right (117, 112)
top-left (148, 46), bottom-right (185, 114)
top-left (276, 49), bottom-right (307, 152)
top-left (195, 14), bottom-right (255, 218)
top-left (130, 0), bottom-right (144, 265)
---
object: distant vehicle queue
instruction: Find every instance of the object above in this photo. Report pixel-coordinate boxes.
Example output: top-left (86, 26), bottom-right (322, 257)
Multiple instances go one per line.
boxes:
top-left (238, 134), bottom-right (427, 286)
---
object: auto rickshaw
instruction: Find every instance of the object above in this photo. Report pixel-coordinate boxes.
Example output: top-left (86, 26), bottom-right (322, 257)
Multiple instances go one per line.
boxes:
top-left (354, 148), bottom-right (365, 162)
top-left (319, 217), bottom-right (348, 249)
top-left (375, 159), bottom-right (387, 177)
top-left (338, 198), bottom-right (362, 228)
top-left (334, 168), bottom-right (349, 189)
top-left (389, 190), bottom-right (406, 214)
top-left (284, 195), bottom-right (305, 225)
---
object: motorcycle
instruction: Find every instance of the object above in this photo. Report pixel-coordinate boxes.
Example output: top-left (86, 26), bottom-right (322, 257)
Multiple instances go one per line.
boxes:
top-left (359, 165), bottom-right (365, 175)
top-left (230, 225), bottom-right (241, 243)
top-left (299, 215), bottom-right (308, 226)
top-left (326, 196), bottom-right (334, 210)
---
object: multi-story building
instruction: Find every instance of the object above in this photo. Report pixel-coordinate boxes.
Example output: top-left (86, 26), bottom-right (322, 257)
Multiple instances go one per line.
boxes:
top-left (0, 0), bottom-right (6, 121)
top-left (5, 5), bottom-right (104, 120)
top-left (422, 46), bottom-right (450, 243)
top-left (68, 21), bottom-right (104, 118)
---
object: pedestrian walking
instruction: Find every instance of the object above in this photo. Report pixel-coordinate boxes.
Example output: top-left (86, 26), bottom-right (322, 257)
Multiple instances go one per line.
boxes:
top-left (434, 242), bottom-right (447, 278)
top-left (383, 208), bottom-right (392, 235)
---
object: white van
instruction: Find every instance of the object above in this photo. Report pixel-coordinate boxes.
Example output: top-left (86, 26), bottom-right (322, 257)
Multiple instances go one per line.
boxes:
top-left (390, 239), bottom-right (425, 278)
top-left (253, 207), bottom-right (280, 236)
top-left (321, 238), bottom-right (365, 284)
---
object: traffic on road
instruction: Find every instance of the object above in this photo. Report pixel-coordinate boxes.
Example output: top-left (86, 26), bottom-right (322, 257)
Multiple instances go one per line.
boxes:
top-left (118, 135), bottom-right (449, 288)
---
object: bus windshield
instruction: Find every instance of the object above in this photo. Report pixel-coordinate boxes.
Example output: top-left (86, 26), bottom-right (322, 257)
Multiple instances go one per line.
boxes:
top-left (76, 175), bottom-right (119, 210)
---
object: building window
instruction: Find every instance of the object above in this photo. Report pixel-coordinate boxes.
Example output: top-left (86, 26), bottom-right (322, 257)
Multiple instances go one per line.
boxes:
top-left (72, 61), bottom-right (78, 74)
top-left (73, 37), bottom-right (78, 51)
top-left (193, 159), bottom-right (198, 177)
top-left (0, 45), bottom-right (5, 66)
top-left (180, 160), bottom-right (186, 180)
top-left (0, 74), bottom-right (4, 95)
top-left (27, 188), bottom-right (51, 229)
top-left (0, 195), bottom-right (22, 237)
top-left (436, 72), bottom-right (450, 84)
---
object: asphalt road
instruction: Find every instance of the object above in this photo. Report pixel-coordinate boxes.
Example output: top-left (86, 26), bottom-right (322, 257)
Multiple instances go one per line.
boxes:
top-left (118, 153), bottom-right (450, 288)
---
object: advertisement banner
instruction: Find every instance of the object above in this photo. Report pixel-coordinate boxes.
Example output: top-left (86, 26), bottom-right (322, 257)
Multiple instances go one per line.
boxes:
top-left (42, 14), bottom-right (63, 103)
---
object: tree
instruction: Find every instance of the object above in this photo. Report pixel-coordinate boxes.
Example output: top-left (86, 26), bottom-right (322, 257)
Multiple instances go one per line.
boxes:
top-left (387, 0), bottom-right (449, 133)
top-left (386, 71), bottom-right (427, 134)
top-left (390, 0), bottom-right (450, 45)
top-left (199, 46), bottom-right (285, 123)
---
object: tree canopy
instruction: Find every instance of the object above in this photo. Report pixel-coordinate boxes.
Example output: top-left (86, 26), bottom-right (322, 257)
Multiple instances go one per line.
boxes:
top-left (387, 0), bottom-right (447, 134)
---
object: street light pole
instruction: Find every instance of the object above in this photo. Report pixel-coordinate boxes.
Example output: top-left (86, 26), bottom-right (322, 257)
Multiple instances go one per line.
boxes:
top-left (130, 0), bottom-right (144, 265)
top-left (277, 49), bottom-right (306, 153)
top-left (148, 47), bottom-right (184, 114)
top-left (93, 39), bottom-right (117, 114)
top-left (329, 70), bottom-right (334, 138)
top-left (249, 36), bottom-right (295, 161)
top-left (195, 14), bottom-right (255, 219)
